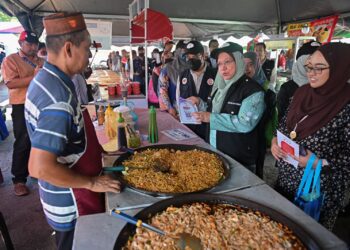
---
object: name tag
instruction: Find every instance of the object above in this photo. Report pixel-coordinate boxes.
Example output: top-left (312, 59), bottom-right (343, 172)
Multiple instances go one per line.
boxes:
top-left (227, 102), bottom-right (241, 106)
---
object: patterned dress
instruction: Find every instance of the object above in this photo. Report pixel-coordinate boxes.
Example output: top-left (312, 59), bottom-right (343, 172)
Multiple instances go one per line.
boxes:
top-left (276, 102), bottom-right (350, 230)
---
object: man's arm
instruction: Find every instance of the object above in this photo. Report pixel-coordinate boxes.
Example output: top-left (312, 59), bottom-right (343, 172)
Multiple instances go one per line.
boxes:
top-left (29, 147), bottom-right (121, 193)
top-left (6, 75), bottom-right (33, 89)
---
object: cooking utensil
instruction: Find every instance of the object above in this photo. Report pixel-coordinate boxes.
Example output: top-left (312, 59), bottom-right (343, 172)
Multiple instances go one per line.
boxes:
top-left (112, 144), bottom-right (231, 197)
top-left (111, 209), bottom-right (202, 250)
top-left (114, 193), bottom-right (321, 250)
top-left (103, 163), bottom-right (170, 173)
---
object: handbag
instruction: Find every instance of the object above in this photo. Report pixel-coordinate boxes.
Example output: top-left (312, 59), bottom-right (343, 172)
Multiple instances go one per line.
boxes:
top-left (294, 153), bottom-right (324, 221)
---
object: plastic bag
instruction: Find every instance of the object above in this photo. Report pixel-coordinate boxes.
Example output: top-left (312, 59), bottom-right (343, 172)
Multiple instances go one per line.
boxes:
top-left (294, 153), bottom-right (324, 221)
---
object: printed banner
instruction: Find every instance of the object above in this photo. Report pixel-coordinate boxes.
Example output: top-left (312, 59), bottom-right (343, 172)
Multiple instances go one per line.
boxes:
top-left (287, 15), bottom-right (338, 43)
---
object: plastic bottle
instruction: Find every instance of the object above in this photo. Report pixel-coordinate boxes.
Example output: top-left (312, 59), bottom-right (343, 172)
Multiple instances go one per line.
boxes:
top-left (117, 112), bottom-right (128, 149)
top-left (104, 104), bottom-right (117, 139)
top-left (148, 106), bottom-right (158, 143)
top-left (97, 105), bottom-right (105, 125)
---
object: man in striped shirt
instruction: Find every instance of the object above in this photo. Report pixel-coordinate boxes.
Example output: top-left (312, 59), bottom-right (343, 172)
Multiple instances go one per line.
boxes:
top-left (25, 13), bottom-right (120, 250)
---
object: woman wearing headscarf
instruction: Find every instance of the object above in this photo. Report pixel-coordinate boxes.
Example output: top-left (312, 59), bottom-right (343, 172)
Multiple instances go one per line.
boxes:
top-left (158, 40), bottom-right (189, 117)
top-left (277, 41), bottom-right (321, 122)
top-left (271, 43), bottom-right (350, 230)
top-left (189, 42), bottom-right (266, 172)
top-left (243, 52), bottom-right (268, 88)
top-left (244, 51), bottom-right (276, 175)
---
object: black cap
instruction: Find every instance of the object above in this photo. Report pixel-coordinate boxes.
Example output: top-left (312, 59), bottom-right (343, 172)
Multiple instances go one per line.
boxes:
top-left (296, 41), bottom-right (321, 59)
top-left (185, 41), bottom-right (204, 55)
top-left (19, 30), bottom-right (39, 44)
top-left (211, 42), bottom-right (243, 59)
top-left (175, 40), bottom-right (189, 50)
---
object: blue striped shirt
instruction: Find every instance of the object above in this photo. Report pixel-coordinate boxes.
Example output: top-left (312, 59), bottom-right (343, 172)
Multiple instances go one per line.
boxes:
top-left (25, 61), bottom-right (86, 231)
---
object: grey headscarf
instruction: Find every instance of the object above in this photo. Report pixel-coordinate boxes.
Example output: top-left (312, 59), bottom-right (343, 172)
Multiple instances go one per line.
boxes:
top-left (211, 51), bottom-right (245, 113)
top-left (292, 55), bottom-right (309, 86)
top-left (165, 48), bottom-right (189, 84)
top-left (243, 52), bottom-right (267, 85)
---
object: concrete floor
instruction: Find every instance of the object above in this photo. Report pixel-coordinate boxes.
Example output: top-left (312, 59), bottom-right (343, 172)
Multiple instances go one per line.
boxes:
top-left (0, 104), bottom-right (349, 249)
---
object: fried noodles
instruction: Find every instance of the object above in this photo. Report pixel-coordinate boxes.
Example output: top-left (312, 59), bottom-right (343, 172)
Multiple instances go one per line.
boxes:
top-left (122, 148), bottom-right (225, 193)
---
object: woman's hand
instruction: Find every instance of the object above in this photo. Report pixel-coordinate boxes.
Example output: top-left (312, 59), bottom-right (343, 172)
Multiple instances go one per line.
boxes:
top-left (270, 137), bottom-right (287, 161)
top-left (192, 111), bottom-right (210, 123)
top-left (291, 149), bottom-right (319, 168)
top-left (168, 108), bottom-right (179, 120)
top-left (187, 96), bottom-right (200, 106)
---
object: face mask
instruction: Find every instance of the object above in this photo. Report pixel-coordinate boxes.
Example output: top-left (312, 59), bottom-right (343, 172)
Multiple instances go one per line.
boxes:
top-left (188, 58), bottom-right (202, 71)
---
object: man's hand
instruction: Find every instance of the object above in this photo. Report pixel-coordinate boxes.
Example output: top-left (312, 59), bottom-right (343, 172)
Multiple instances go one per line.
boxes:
top-left (89, 175), bottom-right (121, 193)
top-left (34, 66), bottom-right (41, 76)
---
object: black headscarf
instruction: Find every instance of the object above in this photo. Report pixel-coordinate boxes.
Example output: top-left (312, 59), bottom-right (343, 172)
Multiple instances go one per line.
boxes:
top-left (286, 43), bottom-right (350, 140)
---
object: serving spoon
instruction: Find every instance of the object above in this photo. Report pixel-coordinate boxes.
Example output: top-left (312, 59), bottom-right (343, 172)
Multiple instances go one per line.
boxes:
top-left (110, 209), bottom-right (202, 250)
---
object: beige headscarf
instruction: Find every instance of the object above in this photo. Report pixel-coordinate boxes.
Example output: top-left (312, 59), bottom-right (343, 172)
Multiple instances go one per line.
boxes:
top-left (211, 51), bottom-right (245, 113)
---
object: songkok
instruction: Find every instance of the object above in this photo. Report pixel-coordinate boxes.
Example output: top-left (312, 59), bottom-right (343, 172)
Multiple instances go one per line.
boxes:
top-left (44, 12), bottom-right (87, 36)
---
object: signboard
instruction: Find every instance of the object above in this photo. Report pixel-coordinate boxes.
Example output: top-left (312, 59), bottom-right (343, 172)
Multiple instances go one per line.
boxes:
top-left (287, 15), bottom-right (338, 44)
top-left (85, 19), bottom-right (112, 49)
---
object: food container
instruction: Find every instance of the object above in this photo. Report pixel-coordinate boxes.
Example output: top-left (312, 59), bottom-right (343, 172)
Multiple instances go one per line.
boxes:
top-left (114, 194), bottom-right (321, 250)
top-left (131, 82), bottom-right (141, 95)
top-left (113, 144), bottom-right (230, 197)
top-left (108, 84), bottom-right (116, 96)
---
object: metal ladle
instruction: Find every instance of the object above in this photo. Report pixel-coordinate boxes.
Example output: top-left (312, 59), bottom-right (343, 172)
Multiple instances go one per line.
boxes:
top-left (111, 209), bottom-right (202, 250)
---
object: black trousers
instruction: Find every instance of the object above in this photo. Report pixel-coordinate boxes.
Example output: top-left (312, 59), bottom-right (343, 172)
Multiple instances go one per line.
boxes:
top-left (55, 230), bottom-right (75, 250)
top-left (11, 104), bottom-right (30, 183)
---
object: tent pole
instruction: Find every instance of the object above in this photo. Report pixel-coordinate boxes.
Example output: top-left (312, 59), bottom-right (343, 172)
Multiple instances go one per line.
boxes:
top-left (275, 0), bottom-right (282, 34)
top-left (144, 0), bottom-right (149, 105)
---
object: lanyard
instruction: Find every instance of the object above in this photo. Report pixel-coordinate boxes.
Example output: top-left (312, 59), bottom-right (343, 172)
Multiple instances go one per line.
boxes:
top-left (18, 53), bottom-right (37, 68)
top-left (290, 115), bottom-right (308, 139)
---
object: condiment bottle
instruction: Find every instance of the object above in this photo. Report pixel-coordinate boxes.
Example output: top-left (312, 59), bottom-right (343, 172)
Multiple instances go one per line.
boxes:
top-left (104, 104), bottom-right (117, 139)
top-left (97, 105), bottom-right (105, 125)
top-left (117, 112), bottom-right (128, 149)
top-left (148, 106), bottom-right (158, 143)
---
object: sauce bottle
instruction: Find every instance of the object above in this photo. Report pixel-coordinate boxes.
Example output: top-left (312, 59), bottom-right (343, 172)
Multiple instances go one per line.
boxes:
top-left (97, 105), bottom-right (105, 125)
top-left (117, 112), bottom-right (127, 149)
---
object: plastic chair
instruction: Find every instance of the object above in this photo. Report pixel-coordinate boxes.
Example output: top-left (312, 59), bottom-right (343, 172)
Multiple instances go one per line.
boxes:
top-left (0, 212), bottom-right (14, 250)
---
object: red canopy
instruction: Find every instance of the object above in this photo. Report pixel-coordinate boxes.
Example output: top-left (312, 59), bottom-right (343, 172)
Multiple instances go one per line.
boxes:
top-left (131, 9), bottom-right (173, 44)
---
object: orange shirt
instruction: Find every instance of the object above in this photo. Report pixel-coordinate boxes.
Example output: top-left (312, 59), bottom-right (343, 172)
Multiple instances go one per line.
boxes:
top-left (1, 50), bottom-right (44, 104)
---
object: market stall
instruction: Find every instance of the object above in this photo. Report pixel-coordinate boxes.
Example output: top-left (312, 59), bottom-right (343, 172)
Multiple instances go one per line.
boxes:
top-left (70, 108), bottom-right (347, 250)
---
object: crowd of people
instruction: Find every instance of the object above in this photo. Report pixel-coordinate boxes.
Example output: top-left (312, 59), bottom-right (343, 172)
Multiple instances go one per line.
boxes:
top-left (0, 11), bottom-right (349, 249)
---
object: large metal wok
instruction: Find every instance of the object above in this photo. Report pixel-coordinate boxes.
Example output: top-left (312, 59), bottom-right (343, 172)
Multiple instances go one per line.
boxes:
top-left (113, 144), bottom-right (231, 197)
top-left (114, 193), bottom-right (321, 250)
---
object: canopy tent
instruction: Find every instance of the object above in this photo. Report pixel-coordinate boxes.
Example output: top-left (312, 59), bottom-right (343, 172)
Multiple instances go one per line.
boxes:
top-left (1, 0), bottom-right (350, 43)
top-left (0, 22), bottom-right (23, 33)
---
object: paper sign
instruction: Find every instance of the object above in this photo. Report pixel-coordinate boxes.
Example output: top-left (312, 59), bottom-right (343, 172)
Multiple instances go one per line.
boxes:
top-left (161, 129), bottom-right (197, 141)
top-left (277, 130), bottom-right (300, 169)
top-left (287, 15), bottom-right (338, 44)
top-left (178, 97), bottom-right (201, 124)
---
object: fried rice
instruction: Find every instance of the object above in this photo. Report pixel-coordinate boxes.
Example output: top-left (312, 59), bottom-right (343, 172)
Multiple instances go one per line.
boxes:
top-left (123, 203), bottom-right (306, 250)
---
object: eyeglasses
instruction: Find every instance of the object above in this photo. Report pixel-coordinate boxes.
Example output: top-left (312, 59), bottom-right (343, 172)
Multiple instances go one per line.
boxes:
top-left (217, 59), bottom-right (234, 68)
top-left (304, 65), bottom-right (329, 74)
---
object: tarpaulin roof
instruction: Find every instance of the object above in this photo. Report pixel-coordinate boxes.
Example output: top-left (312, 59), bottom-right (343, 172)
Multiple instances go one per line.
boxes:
top-left (1, 0), bottom-right (349, 41)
